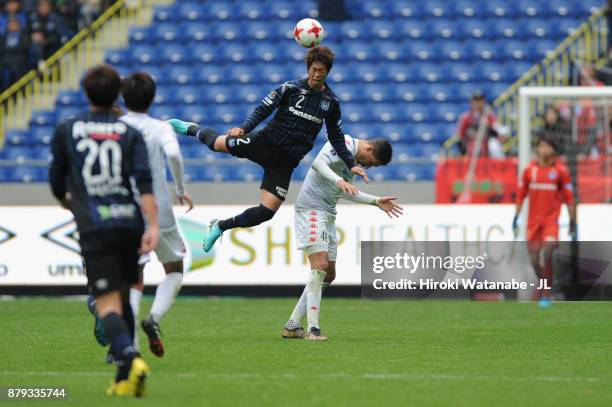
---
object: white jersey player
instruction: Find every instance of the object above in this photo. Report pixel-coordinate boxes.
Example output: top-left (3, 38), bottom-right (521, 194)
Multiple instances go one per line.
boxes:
top-left (120, 72), bottom-right (193, 357)
top-left (283, 136), bottom-right (402, 340)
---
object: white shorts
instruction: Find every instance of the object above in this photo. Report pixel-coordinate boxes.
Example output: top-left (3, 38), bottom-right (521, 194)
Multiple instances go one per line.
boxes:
top-left (139, 225), bottom-right (187, 265)
top-left (295, 209), bottom-right (337, 261)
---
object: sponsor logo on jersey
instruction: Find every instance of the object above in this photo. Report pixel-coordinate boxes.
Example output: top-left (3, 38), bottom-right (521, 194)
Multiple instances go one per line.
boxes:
top-left (228, 138), bottom-right (236, 148)
top-left (95, 279), bottom-right (109, 290)
top-left (548, 170), bottom-right (557, 180)
top-left (275, 186), bottom-right (288, 198)
top-left (299, 88), bottom-right (308, 95)
top-left (288, 106), bottom-right (323, 124)
top-left (96, 204), bottom-right (137, 221)
top-left (320, 99), bottom-right (330, 111)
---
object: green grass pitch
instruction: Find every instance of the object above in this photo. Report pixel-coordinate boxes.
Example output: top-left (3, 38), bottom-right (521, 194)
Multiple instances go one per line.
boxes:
top-left (2, 297), bottom-right (612, 406)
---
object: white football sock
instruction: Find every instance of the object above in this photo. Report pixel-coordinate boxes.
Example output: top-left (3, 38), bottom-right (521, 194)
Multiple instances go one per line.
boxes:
top-left (286, 279), bottom-right (330, 329)
top-left (129, 287), bottom-right (142, 351)
top-left (150, 272), bottom-right (183, 323)
top-left (306, 269), bottom-right (326, 330)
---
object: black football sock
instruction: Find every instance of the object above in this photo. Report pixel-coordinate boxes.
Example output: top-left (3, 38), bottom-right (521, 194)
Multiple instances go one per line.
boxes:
top-left (218, 204), bottom-right (276, 231)
top-left (102, 312), bottom-right (139, 367)
top-left (196, 128), bottom-right (219, 151)
top-left (122, 301), bottom-right (135, 342)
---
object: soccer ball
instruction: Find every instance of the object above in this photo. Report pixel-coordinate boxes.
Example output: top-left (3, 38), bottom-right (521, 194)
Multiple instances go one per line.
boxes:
top-left (293, 18), bottom-right (325, 48)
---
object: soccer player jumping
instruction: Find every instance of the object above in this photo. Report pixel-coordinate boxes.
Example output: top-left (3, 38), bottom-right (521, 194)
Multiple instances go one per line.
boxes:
top-left (49, 65), bottom-right (158, 396)
top-left (168, 46), bottom-right (369, 252)
top-left (513, 136), bottom-right (576, 308)
top-left (283, 136), bottom-right (402, 340)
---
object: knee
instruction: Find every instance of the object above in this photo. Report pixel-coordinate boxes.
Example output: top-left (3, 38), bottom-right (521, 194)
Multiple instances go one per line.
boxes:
top-left (311, 259), bottom-right (329, 271)
top-left (257, 204), bottom-right (276, 222)
top-left (324, 270), bottom-right (336, 284)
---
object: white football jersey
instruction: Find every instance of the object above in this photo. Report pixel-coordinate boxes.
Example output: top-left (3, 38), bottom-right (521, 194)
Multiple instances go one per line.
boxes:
top-left (295, 136), bottom-right (359, 215)
top-left (121, 112), bottom-right (180, 229)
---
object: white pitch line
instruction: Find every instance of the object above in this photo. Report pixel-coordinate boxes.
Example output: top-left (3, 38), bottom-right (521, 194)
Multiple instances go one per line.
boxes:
top-left (0, 371), bottom-right (195, 378)
top-left (1, 371), bottom-right (601, 383)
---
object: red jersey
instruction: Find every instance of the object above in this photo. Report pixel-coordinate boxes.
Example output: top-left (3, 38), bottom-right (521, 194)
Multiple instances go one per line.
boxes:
top-left (518, 160), bottom-right (574, 227)
top-left (457, 110), bottom-right (497, 157)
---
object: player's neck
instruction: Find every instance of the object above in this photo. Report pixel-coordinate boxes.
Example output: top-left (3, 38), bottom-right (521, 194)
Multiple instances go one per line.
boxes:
top-left (538, 157), bottom-right (553, 167)
top-left (90, 106), bottom-right (113, 114)
top-left (307, 79), bottom-right (325, 92)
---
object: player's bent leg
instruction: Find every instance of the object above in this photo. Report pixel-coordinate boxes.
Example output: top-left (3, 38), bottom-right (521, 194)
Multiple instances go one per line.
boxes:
top-left (208, 192), bottom-right (281, 252)
top-left (167, 119), bottom-right (227, 152)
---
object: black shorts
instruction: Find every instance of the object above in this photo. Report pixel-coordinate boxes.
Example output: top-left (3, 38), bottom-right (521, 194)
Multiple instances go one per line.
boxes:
top-left (226, 131), bottom-right (294, 201)
top-left (80, 228), bottom-right (143, 297)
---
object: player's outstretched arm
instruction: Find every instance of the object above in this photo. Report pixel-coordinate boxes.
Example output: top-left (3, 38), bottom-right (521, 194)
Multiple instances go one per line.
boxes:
top-left (311, 151), bottom-right (358, 195)
top-left (162, 126), bottom-right (193, 212)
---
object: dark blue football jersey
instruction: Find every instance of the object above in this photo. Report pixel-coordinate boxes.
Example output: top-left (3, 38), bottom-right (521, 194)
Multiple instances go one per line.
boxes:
top-left (49, 111), bottom-right (152, 234)
top-left (239, 78), bottom-right (356, 169)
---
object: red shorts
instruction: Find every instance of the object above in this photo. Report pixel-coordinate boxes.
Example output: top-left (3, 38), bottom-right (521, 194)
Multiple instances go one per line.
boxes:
top-left (527, 223), bottom-right (558, 250)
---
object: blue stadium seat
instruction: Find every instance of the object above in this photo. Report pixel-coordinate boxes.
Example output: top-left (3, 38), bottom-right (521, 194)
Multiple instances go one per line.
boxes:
top-left (460, 20), bottom-right (491, 40)
top-left (557, 18), bottom-right (580, 37)
top-left (213, 22), bottom-right (242, 41)
top-left (493, 19), bottom-right (521, 39)
top-left (484, 1), bottom-right (518, 18)
top-left (342, 104), bottom-right (372, 123)
top-left (129, 27), bottom-right (152, 44)
top-left (470, 40), bottom-right (500, 61)
top-left (149, 105), bottom-right (180, 121)
top-left (33, 145), bottom-right (52, 161)
top-left (160, 44), bottom-right (187, 64)
top-left (153, 23), bottom-right (181, 42)
top-left (340, 22), bottom-right (364, 41)
top-left (209, 2), bottom-right (235, 21)
top-left (11, 166), bottom-right (46, 183)
top-left (221, 43), bottom-right (248, 63)
top-left (423, 0), bottom-right (451, 18)
top-left (235, 85), bottom-right (266, 104)
top-left (501, 40), bottom-right (532, 60)
top-left (402, 104), bottom-right (431, 123)
top-left (250, 43), bottom-right (288, 63)
top-left (328, 64), bottom-right (357, 83)
top-left (196, 65), bottom-right (226, 84)
top-left (245, 21), bottom-right (271, 41)
top-left (375, 42), bottom-right (405, 62)
top-left (516, 0), bottom-right (546, 17)
top-left (416, 64), bottom-right (444, 83)
top-left (391, 84), bottom-right (425, 103)
top-left (525, 19), bottom-right (555, 39)
top-left (431, 19), bottom-right (457, 40)
top-left (399, 20), bottom-right (428, 40)
top-left (153, 6), bottom-right (172, 22)
top-left (228, 65), bottom-right (255, 84)
top-left (5, 130), bottom-right (27, 146)
top-left (448, 63), bottom-right (478, 83)
top-left (405, 41), bottom-right (434, 62)
top-left (534, 40), bottom-right (558, 59)
top-left (177, 3), bottom-right (205, 21)
top-left (4, 146), bottom-right (35, 161)
top-left (105, 49), bottom-right (129, 65)
top-left (238, 1), bottom-right (266, 20)
top-left (190, 43), bottom-right (219, 64)
top-left (368, 20), bottom-right (400, 40)
top-left (31, 126), bottom-right (54, 145)
top-left (130, 44), bottom-right (156, 65)
top-left (30, 110), bottom-right (57, 127)
top-left (371, 104), bottom-right (403, 123)
top-left (438, 41), bottom-right (468, 61)
top-left (167, 66), bottom-right (197, 86)
top-left (184, 23), bottom-right (211, 42)
top-left (451, 0), bottom-right (486, 18)
top-left (56, 90), bottom-right (86, 107)
top-left (259, 65), bottom-right (293, 84)
top-left (391, 1), bottom-right (425, 19)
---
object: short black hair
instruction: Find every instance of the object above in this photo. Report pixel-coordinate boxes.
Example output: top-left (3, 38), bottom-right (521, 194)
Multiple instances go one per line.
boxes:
top-left (305, 46), bottom-right (335, 73)
top-left (82, 64), bottom-right (121, 108)
top-left (370, 138), bottom-right (393, 165)
top-left (121, 71), bottom-right (156, 113)
top-left (537, 134), bottom-right (558, 153)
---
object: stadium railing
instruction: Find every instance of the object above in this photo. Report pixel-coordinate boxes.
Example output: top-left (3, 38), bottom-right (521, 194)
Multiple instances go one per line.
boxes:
top-left (0, 0), bottom-right (172, 148)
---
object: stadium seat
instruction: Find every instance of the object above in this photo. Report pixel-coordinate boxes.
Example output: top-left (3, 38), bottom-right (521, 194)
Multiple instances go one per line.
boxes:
top-left (30, 110), bottom-right (57, 127)
top-left (484, 1), bottom-right (518, 18)
top-left (184, 23), bottom-right (211, 42)
top-left (10, 166), bottom-right (46, 183)
top-left (238, 1), bottom-right (266, 20)
top-left (391, 1), bottom-right (425, 19)
top-left (153, 23), bottom-right (181, 43)
top-left (431, 19), bottom-right (457, 40)
top-left (167, 66), bottom-right (197, 86)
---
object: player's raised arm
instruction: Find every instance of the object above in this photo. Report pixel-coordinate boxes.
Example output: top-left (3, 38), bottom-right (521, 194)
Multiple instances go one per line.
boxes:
top-left (48, 123), bottom-right (70, 209)
top-left (311, 144), bottom-right (359, 195)
top-left (160, 123), bottom-right (193, 212)
top-left (228, 83), bottom-right (288, 136)
top-left (325, 102), bottom-right (369, 182)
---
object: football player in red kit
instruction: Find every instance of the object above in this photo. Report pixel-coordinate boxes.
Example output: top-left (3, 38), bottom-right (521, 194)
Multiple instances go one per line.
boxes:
top-left (513, 136), bottom-right (576, 308)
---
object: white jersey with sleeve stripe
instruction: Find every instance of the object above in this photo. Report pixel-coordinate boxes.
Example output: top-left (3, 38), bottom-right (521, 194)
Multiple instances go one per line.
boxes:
top-left (295, 135), bottom-right (359, 216)
top-left (120, 111), bottom-right (183, 229)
